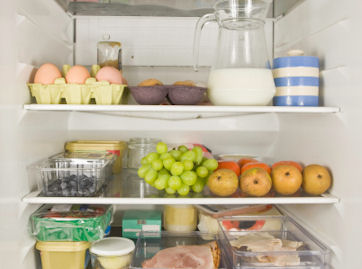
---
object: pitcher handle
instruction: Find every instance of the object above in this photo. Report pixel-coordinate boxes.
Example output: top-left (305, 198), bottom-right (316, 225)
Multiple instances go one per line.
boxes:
top-left (193, 13), bottom-right (216, 72)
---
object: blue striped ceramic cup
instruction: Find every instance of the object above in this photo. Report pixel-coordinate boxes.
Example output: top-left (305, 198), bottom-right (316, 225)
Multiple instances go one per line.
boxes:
top-left (272, 55), bottom-right (319, 106)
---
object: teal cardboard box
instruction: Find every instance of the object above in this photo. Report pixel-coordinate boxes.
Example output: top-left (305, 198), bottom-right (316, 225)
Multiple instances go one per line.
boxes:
top-left (122, 210), bottom-right (162, 239)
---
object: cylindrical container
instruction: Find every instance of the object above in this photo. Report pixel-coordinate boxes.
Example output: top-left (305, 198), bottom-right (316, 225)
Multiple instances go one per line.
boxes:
top-left (36, 241), bottom-right (90, 269)
top-left (65, 140), bottom-right (127, 174)
top-left (163, 205), bottom-right (197, 233)
top-left (97, 40), bottom-right (122, 70)
top-left (273, 51), bottom-right (319, 106)
top-left (90, 237), bottom-right (135, 269)
top-left (127, 138), bottom-right (160, 168)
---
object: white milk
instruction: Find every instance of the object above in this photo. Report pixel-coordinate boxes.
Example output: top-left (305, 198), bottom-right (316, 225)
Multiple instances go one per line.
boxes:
top-left (207, 68), bottom-right (276, 105)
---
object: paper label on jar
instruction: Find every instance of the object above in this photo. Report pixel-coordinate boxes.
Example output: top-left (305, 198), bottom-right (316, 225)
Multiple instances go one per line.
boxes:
top-left (142, 225), bottom-right (161, 232)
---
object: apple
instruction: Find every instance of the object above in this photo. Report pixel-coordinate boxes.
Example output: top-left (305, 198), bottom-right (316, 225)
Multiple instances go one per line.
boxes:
top-left (207, 169), bottom-right (239, 197)
top-left (240, 167), bottom-right (272, 197)
top-left (302, 164), bottom-right (332, 195)
top-left (272, 165), bottom-right (302, 195)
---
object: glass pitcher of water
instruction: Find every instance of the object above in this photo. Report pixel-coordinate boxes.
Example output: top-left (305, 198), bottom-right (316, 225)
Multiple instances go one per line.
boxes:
top-left (193, 0), bottom-right (275, 106)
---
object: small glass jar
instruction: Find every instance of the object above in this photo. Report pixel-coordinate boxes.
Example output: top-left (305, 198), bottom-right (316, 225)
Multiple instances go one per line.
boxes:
top-left (90, 237), bottom-right (135, 269)
top-left (127, 138), bottom-right (160, 168)
top-left (163, 205), bottom-right (197, 233)
top-left (97, 34), bottom-right (122, 70)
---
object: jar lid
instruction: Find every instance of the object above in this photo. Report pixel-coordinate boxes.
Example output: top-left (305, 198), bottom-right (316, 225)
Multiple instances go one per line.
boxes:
top-left (90, 237), bottom-right (135, 256)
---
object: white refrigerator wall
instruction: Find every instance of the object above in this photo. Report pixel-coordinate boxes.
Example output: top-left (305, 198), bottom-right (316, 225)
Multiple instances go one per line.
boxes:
top-left (273, 0), bottom-right (362, 267)
top-left (1, 1), bottom-right (73, 268)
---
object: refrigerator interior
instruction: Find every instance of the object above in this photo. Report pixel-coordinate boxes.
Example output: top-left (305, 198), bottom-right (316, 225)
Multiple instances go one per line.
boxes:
top-left (1, 0), bottom-right (362, 268)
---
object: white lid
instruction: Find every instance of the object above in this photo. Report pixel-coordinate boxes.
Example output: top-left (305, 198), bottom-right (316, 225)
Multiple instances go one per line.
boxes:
top-left (90, 237), bottom-right (135, 256)
top-left (287, 49), bottom-right (305, 56)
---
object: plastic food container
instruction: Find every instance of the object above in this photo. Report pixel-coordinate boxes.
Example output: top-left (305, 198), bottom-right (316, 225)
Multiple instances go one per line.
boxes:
top-left (32, 152), bottom-right (111, 197)
top-left (90, 237), bottom-right (135, 269)
top-left (218, 216), bottom-right (331, 268)
top-left (36, 241), bottom-right (90, 269)
top-left (163, 205), bottom-right (197, 233)
top-left (30, 204), bottom-right (113, 242)
top-left (65, 140), bottom-right (127, 174)
top-left (28, 65), bottom-right (126, 105)
top-left (131, 231), bottom-right (226, 269)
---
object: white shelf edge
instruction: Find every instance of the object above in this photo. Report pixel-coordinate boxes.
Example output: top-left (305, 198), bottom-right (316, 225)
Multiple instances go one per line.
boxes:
top-left (24, 104), bottom-right (340, 114)
top-left (22, 191), bottom-right (339, 205)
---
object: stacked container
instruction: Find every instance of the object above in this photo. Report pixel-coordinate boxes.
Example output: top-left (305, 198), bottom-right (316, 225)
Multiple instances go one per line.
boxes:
top-left (273, 51), bottom-right (320, 106)
top-left (65, 140), bottom-right (127, 174)
top-left (30, 204), bottom-right (113, 269)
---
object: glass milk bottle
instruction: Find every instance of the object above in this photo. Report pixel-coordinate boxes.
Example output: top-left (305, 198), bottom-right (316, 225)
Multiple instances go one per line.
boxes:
top-left (193, 0), bottom-right (276, 105)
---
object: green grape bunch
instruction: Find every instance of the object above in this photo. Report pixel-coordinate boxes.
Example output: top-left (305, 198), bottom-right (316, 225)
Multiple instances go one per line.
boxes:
top-left (137, 142), bottom-right (218, 196)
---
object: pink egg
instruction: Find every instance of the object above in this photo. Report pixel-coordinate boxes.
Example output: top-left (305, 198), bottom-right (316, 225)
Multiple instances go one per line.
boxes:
top-left (96, 66), bottom-right (125, 84)
top-left (34, 63), bottom-right (62, 84)
top-left (65, 65), bottom-right (90, 84)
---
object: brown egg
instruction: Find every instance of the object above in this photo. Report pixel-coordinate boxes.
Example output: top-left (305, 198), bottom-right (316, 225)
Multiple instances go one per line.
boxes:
top-left (65, 65), bottom-right (90, 84)
top-left (34, 63), bottom-right (62, 84)
top-left (95, 66), bottom-right (124, 84)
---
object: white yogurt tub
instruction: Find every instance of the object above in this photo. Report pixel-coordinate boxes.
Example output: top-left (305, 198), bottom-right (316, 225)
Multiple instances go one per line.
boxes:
top-left (90, 237), bottom-right (135, 269)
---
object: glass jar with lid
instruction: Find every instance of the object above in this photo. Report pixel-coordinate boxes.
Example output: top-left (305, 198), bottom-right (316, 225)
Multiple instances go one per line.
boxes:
top-left (97, 34), bottom-right (122, 70)
top-left (163, 205), bottom-right (197, 233)
top-left (127, 138), bottom-right (161, 168)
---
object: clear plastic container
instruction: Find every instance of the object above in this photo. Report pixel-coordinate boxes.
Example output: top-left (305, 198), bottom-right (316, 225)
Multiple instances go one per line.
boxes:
top-left (163, 205), bottom-right (197, 233)
top-left (131, 231), bottom-right (227, 269)
top-left (218, 215), bottom-right (331, 268)
top-left (65, 140), bottom-right (127, 174)
top-left (127, 138), bottom-right (160, 168)
top-left (30, 204), bottom-right (113, 242)
top-left (90, 237), bottom-right (135, 269)
top-left (36, 241), bottom-right (90, 269)
top-left (32, 152), bottom-right (111, 197)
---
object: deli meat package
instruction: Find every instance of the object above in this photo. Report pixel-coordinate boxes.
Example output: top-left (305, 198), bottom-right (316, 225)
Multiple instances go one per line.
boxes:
top-left (142, 241), bottom-right (220, 269)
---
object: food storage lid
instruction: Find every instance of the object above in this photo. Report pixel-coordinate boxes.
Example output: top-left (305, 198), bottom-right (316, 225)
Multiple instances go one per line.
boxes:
top-left (65, 140), bottom-right (127, 151)
top-left (90, 237), bottom-right (135, 256)
top-left (49, 152), bottom-right (114, 162)
top-left (36, 241), bottom-right (90, 252)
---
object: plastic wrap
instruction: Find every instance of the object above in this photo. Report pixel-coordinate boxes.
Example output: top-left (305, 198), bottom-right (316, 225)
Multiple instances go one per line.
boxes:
top-left (30, 204), bottom-right (113, 242)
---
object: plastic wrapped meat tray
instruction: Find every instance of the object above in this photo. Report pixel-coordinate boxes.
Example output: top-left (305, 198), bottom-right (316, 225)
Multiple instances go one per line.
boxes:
top-left (131, 231), bottom-right (227, 269)
top-left (30, 204), bottom-right (113, 242)
top-left (218, 215), bottom-right (331, 268)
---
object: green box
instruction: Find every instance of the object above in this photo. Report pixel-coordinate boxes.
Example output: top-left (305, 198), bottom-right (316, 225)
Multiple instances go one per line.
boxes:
top-left (122, 210), bottom-right (162, 239)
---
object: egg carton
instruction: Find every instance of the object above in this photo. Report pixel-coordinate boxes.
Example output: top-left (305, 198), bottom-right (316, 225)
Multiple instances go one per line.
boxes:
top-left (28, 65), bottom-right (126, 105)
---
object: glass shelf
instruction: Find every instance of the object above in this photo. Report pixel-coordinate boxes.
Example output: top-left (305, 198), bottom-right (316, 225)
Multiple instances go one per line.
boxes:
top-left (23, 169), bottom-right (339, 205)
top-left (24, 104), bottom-right (340, 120)
top-left (54, 0), bottom-right (304, 18)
